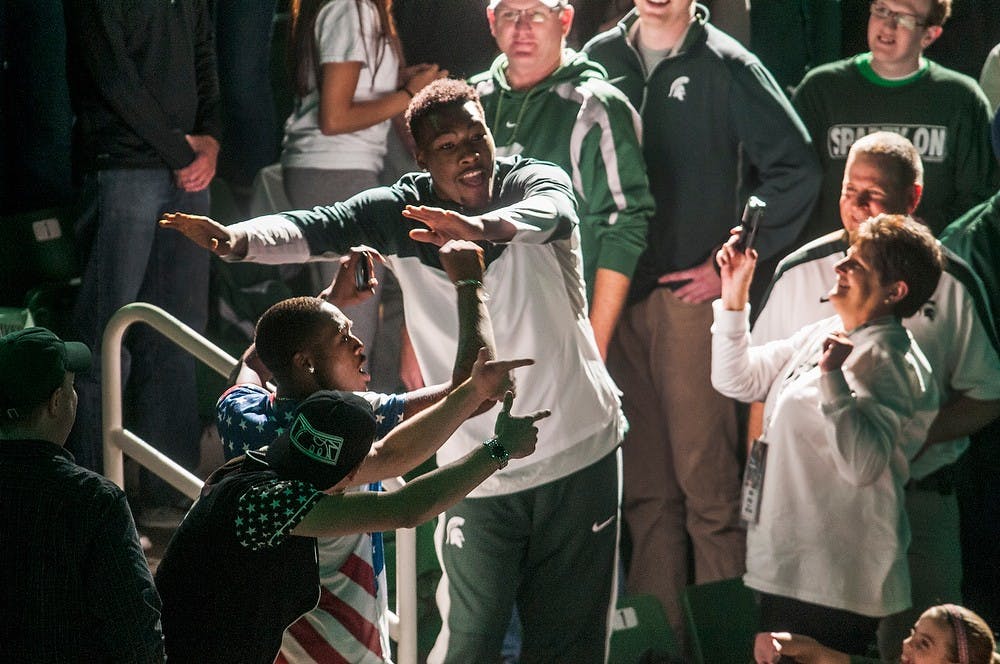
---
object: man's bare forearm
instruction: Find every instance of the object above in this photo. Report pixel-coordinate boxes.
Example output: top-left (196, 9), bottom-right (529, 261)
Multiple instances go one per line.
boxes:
top-left (453, 280), bottom-right (496, 384)
top-left (589, 268), bottom-right (630, 361)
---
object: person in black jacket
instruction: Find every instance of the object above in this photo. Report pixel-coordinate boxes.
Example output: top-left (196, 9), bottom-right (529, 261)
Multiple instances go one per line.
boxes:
top-left (62, 0), bottom-right (221, 525)
top-left (0, 327), bottom-right (164, 663)
top-left (585, 0), bottom-right (821, 646)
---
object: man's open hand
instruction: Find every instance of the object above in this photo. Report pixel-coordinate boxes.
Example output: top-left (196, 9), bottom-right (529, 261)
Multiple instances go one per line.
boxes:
top-left (159, 213), bottom-right (240, 257)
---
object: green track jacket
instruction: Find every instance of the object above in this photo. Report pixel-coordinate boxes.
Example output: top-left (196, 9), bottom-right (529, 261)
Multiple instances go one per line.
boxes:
top-left (470, 49), bottom-right (654, 301)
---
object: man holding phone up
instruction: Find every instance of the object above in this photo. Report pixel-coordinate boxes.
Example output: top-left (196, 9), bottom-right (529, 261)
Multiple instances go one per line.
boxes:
top-left (584, 0), bottom-right (821, 643)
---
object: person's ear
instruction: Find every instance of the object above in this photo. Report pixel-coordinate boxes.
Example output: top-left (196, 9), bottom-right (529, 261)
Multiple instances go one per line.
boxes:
top-left (921, 25), bottom-right (942, 48)
top-left (559, 4), bottom-right (574, 36)
top-left (908, 183), bottom-right (923, 213)
top-left (487, 8), bottom-right (498, 37)
top-left (292, 351), bottom-right (315, 376)
top-left (45, 386), bottom-right (63, 416)
top-left (886, 281), bottom-right (909, 304)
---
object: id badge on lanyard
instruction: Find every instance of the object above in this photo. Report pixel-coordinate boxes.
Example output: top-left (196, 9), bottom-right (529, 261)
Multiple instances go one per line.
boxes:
top-left (739, 438), bottom-right (769, 527)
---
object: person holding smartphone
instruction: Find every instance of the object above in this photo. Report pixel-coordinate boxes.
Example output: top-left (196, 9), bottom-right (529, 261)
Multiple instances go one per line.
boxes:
top-left (713, 214), bottom-right (942, 653)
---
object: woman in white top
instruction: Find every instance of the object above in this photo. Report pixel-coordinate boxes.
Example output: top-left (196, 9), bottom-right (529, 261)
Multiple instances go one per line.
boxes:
top-left (711, 214), bottom-right (943, 655)
top-left (281, 0), bottom-right (445, 366)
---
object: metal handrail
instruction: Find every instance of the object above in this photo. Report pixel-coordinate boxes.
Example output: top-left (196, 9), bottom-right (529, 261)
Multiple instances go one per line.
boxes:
top-left (101, 302), bottom-right (418, 663)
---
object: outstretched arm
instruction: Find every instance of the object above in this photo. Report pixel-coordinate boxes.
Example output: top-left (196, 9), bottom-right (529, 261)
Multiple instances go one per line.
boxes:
top-left (294, 390), bottom-right (551, 536)
top-left (403, 160), bottom-right (579, 248)
top-left (438, 240), bottom-right (495, 386)
top-left (403, 206), bottom-right (517, 245)
top-left (754, 631), bottom-right (850, 664)
top-left (345, 349), bottom-right (531, 486)
top-left (159, 212), bottom-right (247, 257)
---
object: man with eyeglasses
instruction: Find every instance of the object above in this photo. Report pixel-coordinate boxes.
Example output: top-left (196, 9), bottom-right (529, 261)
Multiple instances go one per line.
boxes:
top-left (471, 0), bottom-right (654, 364)
top-left (791, 0), bottom-right (998, 244)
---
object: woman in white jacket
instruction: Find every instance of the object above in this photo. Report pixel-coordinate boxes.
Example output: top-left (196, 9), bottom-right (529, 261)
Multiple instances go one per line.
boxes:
top-left (711, 214), bottom-right (943, 655)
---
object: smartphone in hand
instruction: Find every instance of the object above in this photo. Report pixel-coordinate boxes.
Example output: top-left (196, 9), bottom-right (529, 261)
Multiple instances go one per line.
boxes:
top-left (354, 253), bottom-right (373, 291)
top-left (735, 196), bottom-right (766, 252)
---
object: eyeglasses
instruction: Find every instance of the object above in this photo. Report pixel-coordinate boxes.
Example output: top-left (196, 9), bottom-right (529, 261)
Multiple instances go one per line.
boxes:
top-left (493, 5), bottom-right (562, 25)
top-left (869, 1), bottom-right (928, 31)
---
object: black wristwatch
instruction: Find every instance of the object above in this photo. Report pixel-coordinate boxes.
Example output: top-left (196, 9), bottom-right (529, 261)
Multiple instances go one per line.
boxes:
top-left (483, 437), bottom-right (510, 470)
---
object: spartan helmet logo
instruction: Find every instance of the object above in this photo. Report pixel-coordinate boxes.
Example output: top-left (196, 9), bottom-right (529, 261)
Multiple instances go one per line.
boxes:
top-left (668, 76), bottom-right (690, 101)
top-left (290, 411), bottom-right (345, 467)
top-left (446, 516), bottom-right (466, 548)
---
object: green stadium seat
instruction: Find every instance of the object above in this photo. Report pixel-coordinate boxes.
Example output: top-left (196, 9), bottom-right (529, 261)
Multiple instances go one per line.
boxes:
top-left (681, 577), bottom-right (759, 664)
top-left (609, 593), bottom-right (681, 663)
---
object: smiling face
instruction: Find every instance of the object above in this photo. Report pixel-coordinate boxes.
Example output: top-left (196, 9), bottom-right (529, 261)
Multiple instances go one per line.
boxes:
top-left (303, 304), bottom-right (369, 393)
top-left (488, 0), bottom-right (572, 89)
top-left (867, 0), bottom-right (942, 77)
top-left (634, 0), bottom-right (697, 26)
top-left (839, 152), bottom-right (918, 235)
top-left (900, 612), bottom-right (956, 664)
top-left (414, 100), bottom-right (497, 211)
top-left (828, 243), bottom-right (899, 330)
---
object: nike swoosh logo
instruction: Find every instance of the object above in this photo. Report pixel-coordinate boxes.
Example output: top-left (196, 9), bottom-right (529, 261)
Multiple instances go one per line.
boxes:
top-left (591, 515), bottom-right (616, 533)
top-left (505, 121), bottom-right (517, 128)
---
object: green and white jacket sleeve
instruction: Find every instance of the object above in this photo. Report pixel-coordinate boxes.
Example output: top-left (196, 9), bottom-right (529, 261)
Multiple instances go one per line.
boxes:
top-left (572, 80), bottom-right (654, 290)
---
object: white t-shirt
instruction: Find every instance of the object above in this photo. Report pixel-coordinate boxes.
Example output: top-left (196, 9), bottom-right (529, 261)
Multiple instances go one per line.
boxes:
top-left (282, 0), bottom-right (399, 172)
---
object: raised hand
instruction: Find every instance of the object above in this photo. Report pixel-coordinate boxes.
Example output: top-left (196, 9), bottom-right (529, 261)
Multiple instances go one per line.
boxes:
top-left (493, 391), bottom-right (551, 460)
top-left (319, 245), bottom-right (384, 307)
top-left (716, 229), bottom-right (759, 311)
top-left (438, 239), bottom-right (485, 284)
top-left (403, 205), bottom-right (484, 246)
top-left (159, 212), bottom-right (241, 257)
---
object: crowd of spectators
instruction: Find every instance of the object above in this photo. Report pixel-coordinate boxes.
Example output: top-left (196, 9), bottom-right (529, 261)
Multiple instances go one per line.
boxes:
top-left (2, 0), bottom-right (1000, 662)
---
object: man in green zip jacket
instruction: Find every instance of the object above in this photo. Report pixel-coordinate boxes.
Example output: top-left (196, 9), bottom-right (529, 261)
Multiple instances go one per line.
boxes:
top-left (584, 0), bottom-right (821, 646)
top-left (471, 0), bottom-right (655, 361)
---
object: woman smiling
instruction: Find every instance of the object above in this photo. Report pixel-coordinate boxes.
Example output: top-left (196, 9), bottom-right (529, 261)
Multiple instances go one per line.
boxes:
top-left (711, 214), bottom-right (943, 653)
top-left (754, 603), bottom-right (999, 663)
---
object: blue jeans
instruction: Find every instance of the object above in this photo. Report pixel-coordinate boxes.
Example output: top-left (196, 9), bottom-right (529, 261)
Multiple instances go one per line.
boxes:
top-left (67, 169), bottom-right (209, 483)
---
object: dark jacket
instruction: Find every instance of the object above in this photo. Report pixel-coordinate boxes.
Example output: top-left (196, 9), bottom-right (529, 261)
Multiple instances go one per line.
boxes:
top-left (155, 452), bottom-right (320, 664)
top-left (63, 0), bottom-right (221, 175)
top-left (585, 7), bottom-right (821, 302)
top-left (0, 439), bottom-right (164, 663)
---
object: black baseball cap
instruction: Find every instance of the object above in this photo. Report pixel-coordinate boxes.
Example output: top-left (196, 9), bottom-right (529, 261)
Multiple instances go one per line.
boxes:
top-left (266, 390), bottom-right (376, 491)
top-left (0, 327), bottom-right (91, 421)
